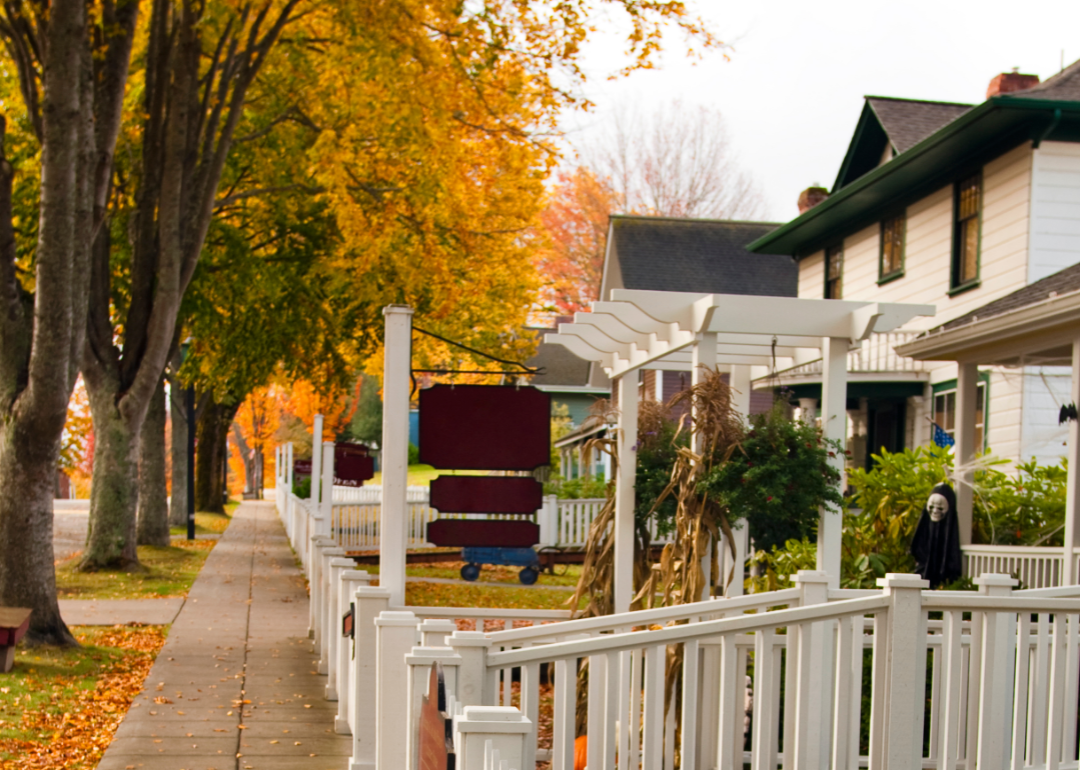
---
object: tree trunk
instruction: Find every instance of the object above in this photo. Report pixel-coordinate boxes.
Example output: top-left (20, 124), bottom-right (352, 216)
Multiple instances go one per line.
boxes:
top-left (137, 378), bottom-right (170, 546)
top-left (167, 370), bottom-right (188, 527)
top-left (81, 382), bottom-right (141, 570)
top-left (195, 397), bottom-right (238, 513)
top-left (232, 421), bottom-right (256, 497)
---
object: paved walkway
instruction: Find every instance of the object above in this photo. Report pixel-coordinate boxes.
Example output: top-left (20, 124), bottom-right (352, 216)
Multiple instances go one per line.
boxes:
top-left (61, 597), bottom-right (186, 625)
top-left (96, 501), bottom-right (350, 770)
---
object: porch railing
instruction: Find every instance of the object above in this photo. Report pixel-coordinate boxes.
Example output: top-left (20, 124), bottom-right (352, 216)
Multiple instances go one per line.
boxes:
top-left (770, 330), bottom-right (929, 380)
top-left (962, 543), bottom-right (1080, 589)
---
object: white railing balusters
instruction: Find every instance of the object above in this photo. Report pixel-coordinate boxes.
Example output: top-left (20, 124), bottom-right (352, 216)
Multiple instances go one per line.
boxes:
top-left (552, 657), bottom-right (576, 770)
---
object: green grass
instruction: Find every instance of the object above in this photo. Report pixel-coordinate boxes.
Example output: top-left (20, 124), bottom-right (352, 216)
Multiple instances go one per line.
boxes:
top-left (370, 464), bottom-right (489, 487)
top-left (0, 625), bottom-right (166, 765)
top-left (168, 501), bottom-right (236, 536)
top-left (55, 539), bottom-right (216, 599)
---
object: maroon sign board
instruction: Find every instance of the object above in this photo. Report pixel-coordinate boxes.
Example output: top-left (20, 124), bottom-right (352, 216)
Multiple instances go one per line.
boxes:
top-left (334, 444), bottom-right (374, 487)
top-left (418, 663), bottom-right (454, 770)
top-left (427, 519), bottom-right (539, 548)
top-left (418, 385), bottom-right (551, 471)
top-left (430, 476), bottom-right (541, 515)
top-left (293, 459), bottom-right (313, 478)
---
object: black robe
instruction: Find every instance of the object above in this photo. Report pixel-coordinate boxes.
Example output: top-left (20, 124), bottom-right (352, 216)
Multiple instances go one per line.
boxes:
top-left (910, 483), bottom-right (963, 588)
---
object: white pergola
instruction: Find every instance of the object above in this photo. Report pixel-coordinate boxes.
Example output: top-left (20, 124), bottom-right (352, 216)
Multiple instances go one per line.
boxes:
top-left (549, 289), bottom-right (935, 611)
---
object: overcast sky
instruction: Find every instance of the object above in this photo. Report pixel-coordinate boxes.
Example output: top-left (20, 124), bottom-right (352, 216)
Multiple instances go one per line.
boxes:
top-left (560, 0), bottom-right (1080, 222)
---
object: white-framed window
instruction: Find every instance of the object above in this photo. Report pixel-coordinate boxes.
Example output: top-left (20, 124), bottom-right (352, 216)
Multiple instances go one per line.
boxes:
top-left (932, 380), bottom-right (987, 450)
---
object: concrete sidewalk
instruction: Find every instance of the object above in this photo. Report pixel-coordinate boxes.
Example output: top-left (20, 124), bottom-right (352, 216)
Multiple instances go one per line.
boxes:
top-left (96, 501), bottom-right (350, 770)
top-left (60, 597), bottom-right (186, 625)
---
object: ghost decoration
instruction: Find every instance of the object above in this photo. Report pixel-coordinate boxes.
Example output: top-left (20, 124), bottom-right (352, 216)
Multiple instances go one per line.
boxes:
top-left (910, 482), bottom-right (963, 588)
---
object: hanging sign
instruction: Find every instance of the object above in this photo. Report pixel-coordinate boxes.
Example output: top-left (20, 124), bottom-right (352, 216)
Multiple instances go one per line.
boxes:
top-left (418, 384), bottom-right (551, 470)
top-left (293, 459), bottom-right (313, 478)
top-left (430, 476), bottom-right (541, 515)
top-left (427, 519), bottom-right (539, 548)
top-left (334, 444), bottom-right (374, 487)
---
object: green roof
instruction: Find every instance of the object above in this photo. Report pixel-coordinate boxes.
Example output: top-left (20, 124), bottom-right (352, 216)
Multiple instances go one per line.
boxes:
top-left (749, 96), bottom-right (1080, 257)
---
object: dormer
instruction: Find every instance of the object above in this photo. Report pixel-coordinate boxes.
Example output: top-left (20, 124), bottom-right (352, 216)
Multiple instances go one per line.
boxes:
top-left (832, 97), bottom-right (973, 190)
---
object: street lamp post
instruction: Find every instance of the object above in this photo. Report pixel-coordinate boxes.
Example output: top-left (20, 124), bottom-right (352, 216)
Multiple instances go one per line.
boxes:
top-left (180, 338), bottom-right (196, 541)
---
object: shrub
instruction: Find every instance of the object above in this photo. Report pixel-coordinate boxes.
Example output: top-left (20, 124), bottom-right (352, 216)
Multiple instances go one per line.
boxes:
top-left (408, 442), bottom-right (420, 465)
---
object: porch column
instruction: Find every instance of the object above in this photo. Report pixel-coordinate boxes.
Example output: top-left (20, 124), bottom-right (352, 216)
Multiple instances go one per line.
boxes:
top-left (614, 372), bottom-right (639, 614)
top-left (955, 362), bottom-right (979, 545)
top-left (729, 365), bottom-right (751, 417)
top-left (693, 333), bottom-right (718, 601)
top-left (819, 337), bottom-right (848, 587)
top-left (799, 398), bottom-right (817, 424)
top-left (380, 305), bottom-right (414, 607)
top-left (726, 365), bottom-right (751, 597)
top-left (654, 369), bottom-right (664, 402)
top-left (1064, 339), bottom-right (1080, 585)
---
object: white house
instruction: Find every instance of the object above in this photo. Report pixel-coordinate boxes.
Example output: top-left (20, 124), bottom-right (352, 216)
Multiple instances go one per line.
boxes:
top-left (748, 64), bottom-right (1080, 473)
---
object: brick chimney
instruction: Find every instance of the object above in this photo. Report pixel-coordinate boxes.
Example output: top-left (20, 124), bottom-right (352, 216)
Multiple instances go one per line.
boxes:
top-left (797, 186), bottom-right (829, 214)
top-left (987, 69), bottom-right (1040, 98)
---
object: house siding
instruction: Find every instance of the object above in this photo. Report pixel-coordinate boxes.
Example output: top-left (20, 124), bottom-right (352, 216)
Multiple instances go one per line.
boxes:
top-left (1028, 141), bottom-right (1080, 283)
top-left (1019, 366), bottom-right (1071, 464)
top-left (794, 143), bottom-right (1036, 465)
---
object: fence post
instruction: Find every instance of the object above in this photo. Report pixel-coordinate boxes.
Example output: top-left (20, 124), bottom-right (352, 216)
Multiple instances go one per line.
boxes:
top-left (309, 536), bottom-right (336, 640)
top-left (375, 611), bottom-right (421, 770)
top-left (537, 494), bottom-right (558, 547)
top-left (405, 647), bottom-right (463, 770)
top-left (421, 619), bottom-right (458, 647)
top-left (325, 557), bottom-right (356, 700)
top-left (974, 573), bottom-right (1018, 770)
top-left (455, 706), bottom-right (531, 770)
top-left (318, 546), bottom-right (347, 672)
top-left (321, 441), bottom-right (336, 539)
top-left (791, 570), bottom-right (831, 770)
top-left (878, 573), bottom-right (929, 770)
top-left (350, 586), bottom-right (391, 769)
top-left (449, 631), bottom-right (494, 707)
top-left (336, 570), bottom-right (372, 735)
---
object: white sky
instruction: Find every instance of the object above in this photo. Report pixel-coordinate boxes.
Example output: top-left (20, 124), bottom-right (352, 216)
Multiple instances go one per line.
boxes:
top-left (561, 0), bottom-right (1080, 221)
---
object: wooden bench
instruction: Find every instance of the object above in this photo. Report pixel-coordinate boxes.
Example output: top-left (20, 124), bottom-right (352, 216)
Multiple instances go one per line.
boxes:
top-left (0, 607), bottom-right (31, 672)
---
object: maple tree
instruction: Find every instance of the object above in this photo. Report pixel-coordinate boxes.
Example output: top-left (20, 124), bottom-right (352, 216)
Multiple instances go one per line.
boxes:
top-left (536, 167), bottom-right (619, 315)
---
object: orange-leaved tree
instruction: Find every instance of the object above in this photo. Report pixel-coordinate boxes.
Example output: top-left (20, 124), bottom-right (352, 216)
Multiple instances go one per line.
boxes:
top-left (536, 167), bottom-right (619, 315)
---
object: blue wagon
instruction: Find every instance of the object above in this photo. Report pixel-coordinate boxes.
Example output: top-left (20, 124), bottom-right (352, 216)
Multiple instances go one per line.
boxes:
top-left (460, 546), bottom-right (541, 585)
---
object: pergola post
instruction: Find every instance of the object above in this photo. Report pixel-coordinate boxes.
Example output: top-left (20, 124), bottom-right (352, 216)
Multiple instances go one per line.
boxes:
top-left (799, 398), bottom-right (818, 424)
top-left (727, 365), bottom-right (751, 598)
top-left (614, 372), bottom-right (639, 614)
top-left (311, 412), bottom-right (324, 506)
top-left (819, 337), bottom-right (848, 587)
top-left (1064, 338), bottom-right (1080, 585)
top-left (693, 333), bottom-right (718, 601)
top-left (955, 362), bottom-right (979, 546)
top-left (380, 305), bottom-right (414, 607)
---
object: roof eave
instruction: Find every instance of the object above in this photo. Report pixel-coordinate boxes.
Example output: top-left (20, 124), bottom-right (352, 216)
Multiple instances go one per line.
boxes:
top-left (748, 97), bottom-right (1080, 257)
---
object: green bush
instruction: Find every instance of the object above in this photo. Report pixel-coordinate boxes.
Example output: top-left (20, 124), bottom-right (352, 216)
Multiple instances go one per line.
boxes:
top-left (408, 442), bottom-right (420, 465)
top-left (293, 477), bottom-right (312, 499)
top-left (543, 474), bottom-right (609, 499)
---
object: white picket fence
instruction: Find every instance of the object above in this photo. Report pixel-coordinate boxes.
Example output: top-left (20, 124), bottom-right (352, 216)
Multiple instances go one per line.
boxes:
top-left (276, 479), bottom-right (1080, 770)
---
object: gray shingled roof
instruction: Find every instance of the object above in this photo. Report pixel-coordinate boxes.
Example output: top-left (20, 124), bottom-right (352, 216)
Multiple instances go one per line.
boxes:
top-left (1011, 59), bottom-right (1080, 102)
top-left (525, 329), bottom-right (591, 387)
top-left (939, 261), bottom-right (1080, 332)
top-left (866, 97), bottom-right (973, 154)
top-left (610, 216), bottom-right (796, 296)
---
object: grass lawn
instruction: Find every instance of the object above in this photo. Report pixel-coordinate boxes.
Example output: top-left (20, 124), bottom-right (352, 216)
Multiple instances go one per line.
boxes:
top-left (0, 625), bottom-right (166, 769)
top-left (369, 464), bottom-right (489, 487)
top-left (55, 539), bottom-right (216, 600)
top-left (405, 581), bottom-right (582, 611)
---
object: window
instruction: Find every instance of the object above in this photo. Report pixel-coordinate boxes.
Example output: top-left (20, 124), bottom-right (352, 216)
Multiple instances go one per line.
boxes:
top-left (880, 212), bottom-right (905, 281)
top-left (933, 380), bottom-right (987, 450)
top-left (825, 243), bottom-right (844, 299)
top-left (952, 172), bottom-right (982, 289)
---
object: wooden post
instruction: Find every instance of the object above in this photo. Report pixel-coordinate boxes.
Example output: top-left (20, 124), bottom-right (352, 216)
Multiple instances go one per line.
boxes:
top-left (792, 571), bottom-right (832, 770)
top-left (375, 611), bottom-right (420, 770)
top-left (974, 574), bottom-right (1018, 770)
top-left (312, 412), bottom-right (324, 507)
top-left (351, 587), bottom-right (391, 769)
top-left (318, 546), bottom-right (347, 674)
top-left (381, 305), bottom-right (414, 607)
top-left (309, 536), bottom-right (335, 641)
top-left (955, 361), bottom-right (979, 546)
top-left (419, 619), bottom-right (457, 647)
top-left (819, 337), bottom-right (848, 587)
top-left (694, 333), bottom-right (718, 601)
top-left (336, 570), bottom-right (373, 735)
top-left (405, 647), bottom-right (462, 770)
top-left (321, 441), bottom-right (335, 539)
top-left (449, 631), bottom-right (494, 708)
top-left (1064, 338), bottom-right (1080, 585)
top-left (727, 365), bottom-right (752, 598)
top-left (878, 573), bottom-right (929, 769)
top-left (614, 372), bottom-right (639, 614)
top-left (325, 557), bottom-right (356, 700)
top-left (455, 706), bottom-right (531, 770)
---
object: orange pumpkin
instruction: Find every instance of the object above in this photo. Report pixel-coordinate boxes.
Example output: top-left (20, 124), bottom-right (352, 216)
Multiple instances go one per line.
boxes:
top-left (574, 734), bottom-right (588, 770)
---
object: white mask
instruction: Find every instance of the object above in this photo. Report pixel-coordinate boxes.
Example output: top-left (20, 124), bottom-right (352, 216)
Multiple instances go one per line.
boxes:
top-left (927, 493), bottom-right (949, 523)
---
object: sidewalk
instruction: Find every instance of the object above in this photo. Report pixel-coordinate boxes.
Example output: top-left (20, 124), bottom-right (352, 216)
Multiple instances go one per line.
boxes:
top-left (96, 501), bottom-right (350, 770)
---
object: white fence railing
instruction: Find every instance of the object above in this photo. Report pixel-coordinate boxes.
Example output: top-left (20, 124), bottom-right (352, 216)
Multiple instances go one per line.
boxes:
top-left (962, 544), bottom-right (1080, 589)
